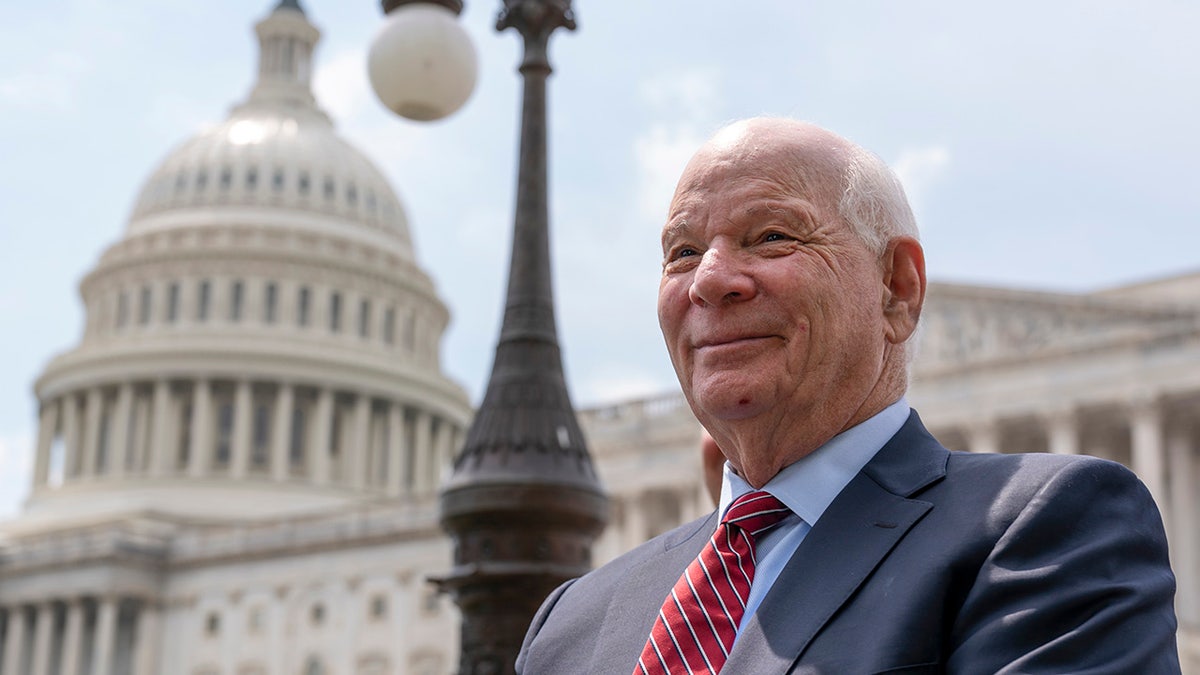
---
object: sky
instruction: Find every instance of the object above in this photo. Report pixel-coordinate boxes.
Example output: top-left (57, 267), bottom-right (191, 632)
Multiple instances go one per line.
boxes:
top-left (1, 0), bottom-right (1197, 518)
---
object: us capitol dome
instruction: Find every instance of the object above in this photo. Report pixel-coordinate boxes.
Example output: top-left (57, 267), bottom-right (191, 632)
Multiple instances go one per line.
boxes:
top-left (0, 3), bottom-right (473, 672)
top-left (26, 0), bottom-right (470, 525)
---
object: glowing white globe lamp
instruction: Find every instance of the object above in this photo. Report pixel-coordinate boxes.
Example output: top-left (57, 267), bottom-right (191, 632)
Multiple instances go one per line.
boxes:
top-left (368, 0), bottom-right (478, 121)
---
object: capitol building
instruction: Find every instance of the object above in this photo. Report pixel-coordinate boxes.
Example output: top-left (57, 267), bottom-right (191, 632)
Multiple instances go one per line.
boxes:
top-left (2, 2), bottom-right (1198, 674)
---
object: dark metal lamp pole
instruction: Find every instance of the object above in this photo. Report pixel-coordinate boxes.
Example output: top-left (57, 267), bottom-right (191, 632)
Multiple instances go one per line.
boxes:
top-left (369, 2), bottom-right (609, 674)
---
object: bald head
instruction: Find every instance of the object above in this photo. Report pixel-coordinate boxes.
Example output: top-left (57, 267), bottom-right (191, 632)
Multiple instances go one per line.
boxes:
top-left (675, 118), bottom-right (918, 256)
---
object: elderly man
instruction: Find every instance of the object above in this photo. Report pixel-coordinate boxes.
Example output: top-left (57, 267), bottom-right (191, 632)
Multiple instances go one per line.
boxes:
top-left (516, 118), bottom-right (1179, 674)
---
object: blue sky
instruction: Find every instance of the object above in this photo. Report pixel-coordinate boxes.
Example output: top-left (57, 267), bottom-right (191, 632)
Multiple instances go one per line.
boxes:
top-left (1, 0), bottom-right (1197, 517)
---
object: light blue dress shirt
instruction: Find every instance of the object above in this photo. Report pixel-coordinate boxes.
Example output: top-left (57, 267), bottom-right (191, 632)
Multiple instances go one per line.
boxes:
top-left (715, 398), bottom-right (911, 638)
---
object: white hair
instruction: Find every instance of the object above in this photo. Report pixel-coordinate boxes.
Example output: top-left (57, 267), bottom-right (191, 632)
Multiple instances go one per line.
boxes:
top-left (836, 145), bottom-right (920, 255)
top-left (836, 143), bottom-right (923, 366)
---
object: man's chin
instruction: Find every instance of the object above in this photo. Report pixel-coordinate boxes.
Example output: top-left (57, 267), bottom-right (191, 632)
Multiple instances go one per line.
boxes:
top-left (689, 383), bottom-right (769, 422)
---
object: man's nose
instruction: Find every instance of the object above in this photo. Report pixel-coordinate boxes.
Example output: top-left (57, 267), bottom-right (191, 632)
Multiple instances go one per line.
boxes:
top-left (688, 248), bottom-right (756, 306)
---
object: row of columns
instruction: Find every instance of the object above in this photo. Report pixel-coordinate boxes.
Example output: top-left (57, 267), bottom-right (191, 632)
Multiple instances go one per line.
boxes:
top-left (954, 395), bottom-right (1198, 625)
top-left (33, 380), bottom-right (462, 498)
top-left (0, 597), bottom-right (159, 675)
top-left (87, 275), bottom-right (433, 361)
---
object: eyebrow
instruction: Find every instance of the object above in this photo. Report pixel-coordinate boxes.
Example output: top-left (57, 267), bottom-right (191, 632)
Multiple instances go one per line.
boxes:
top-left (661, 218), bottom-right (691, 245)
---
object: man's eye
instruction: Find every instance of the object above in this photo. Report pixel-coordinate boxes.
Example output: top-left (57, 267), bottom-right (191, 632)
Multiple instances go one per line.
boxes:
top-left (763, 232), bottom-right (789, 242)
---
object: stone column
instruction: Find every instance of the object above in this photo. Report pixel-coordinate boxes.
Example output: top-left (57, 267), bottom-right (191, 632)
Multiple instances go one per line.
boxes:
top-left (188, 379), bottom-right (212, 477)
top-left (967, 419), bottom-right (1001, 455)
top-left (82, 388), bottom-right (104, 478)
top-left (411, 410), bottom-right (433, 496)
top-left (386, 403), bottom-right (408, 496)
top-left (1168, 423), bottom-right (1197, 625)
top-left (271, 384), bottom-right (294, 482)
top-left (92, 596), bottom-right (118, 675)
top-left (109, 382), bottom-right (134, 478)
top-left (178, 277), bottom-right (196, 326)
top-left (1046, 406), bottom-right (1079, 455)
top-left (312, 283), bottom-right (328, 332)
top-left (60, 600), bottom-right (84, 675)
top-left (211, 277), bottom-right (229, 323)
top-left (277, 279), bottom-right (296, 326)
top-left (350, 394), bottom-right (371, 490)
top-left (133, 601), bottom-right (161, 675)
top-left (61, 395), bottom-right (80, 479)
top-left (433, 422), bottom-right (452, 482)
top-left (1131, 396), bottom-right (1167, 511)
top-left (230, 379), bottom-right (253, 479)
top-left (311, 387), bottom-right (334, 486)
top-left (33, 400), bottom-right (58, 487)
top-left (244, 276), bottom-right (263, 324)
top-left (129, 393), bottom-right (149, 473)
top-left (2, 605), bottom-right (26, 675)
top-left (148, 380), bottom-right (173, 476)
top-left (30, 602), bottom-right (54, 675)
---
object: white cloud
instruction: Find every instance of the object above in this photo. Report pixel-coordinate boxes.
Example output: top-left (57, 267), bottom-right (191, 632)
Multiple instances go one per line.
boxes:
top-left (0, 52), bottom-right (91, 111)
top-left (313, 49), bottom-right (373, 124)
top-left (632, 69), bottom-right (722, 222)
top-left (892, 145), bottom-right (951, 223)
top-left (0, 430), bottom-right (33, 520)
top-left (633, 126), bottom-right (704, 221)
top-left (639, 69), bottom-right (720, 113)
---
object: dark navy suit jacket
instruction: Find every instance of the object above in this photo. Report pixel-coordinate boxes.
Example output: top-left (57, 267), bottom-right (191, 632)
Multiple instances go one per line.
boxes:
top-left (517, 411), bottom-right (1180, 674)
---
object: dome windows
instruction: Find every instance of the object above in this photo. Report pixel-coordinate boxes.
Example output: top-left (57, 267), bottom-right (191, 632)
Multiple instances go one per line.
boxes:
top-left (230, 281), bottom-right (245, 321)
top-left (298, 171), bottom-right (311, 196)
top-left (139, 286), bottom-right (153, 325)
top-left (382, 307), bottom-right (395, 345)
top-left (329, 292), bottom-right (342, 333)
top-left (264, 283), bottom-right (278, 323)
top-left (323, 177), bottom-right (335, 201)
top-left (117, 292), bottom-right (130, 328)
top-left (358, 299), bottom-right (371, 339)
top-left (220, 168), bottom-right (233, 191)
top-left (346, 184), bottom-right (358, 207)
top-left (98, 272), bottom-right (428, 358)
top-left (272, 168), bottom-right (285, 193)
top-left (197, 280), bottom-right (212, 321)
top-left (245, 168), bottom-right (258, 191)
top-left (297, 286), bottom-right (311, 326)
top-left (168, 283), bottom-right (181, 322)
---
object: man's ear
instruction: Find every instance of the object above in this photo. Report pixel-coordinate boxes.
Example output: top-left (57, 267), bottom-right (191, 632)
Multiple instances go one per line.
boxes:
top-left (881, 237), bottom-right (926, 344)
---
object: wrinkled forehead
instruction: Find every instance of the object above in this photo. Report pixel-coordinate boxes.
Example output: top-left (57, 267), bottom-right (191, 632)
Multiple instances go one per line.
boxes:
top-left (667, 127), bottom-right (844, 211)
top-left (667, 136), bottom-right (843, 222)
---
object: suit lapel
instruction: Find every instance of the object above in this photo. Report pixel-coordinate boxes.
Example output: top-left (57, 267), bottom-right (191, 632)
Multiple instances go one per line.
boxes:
top-left (590, 513), bottom-right (717, 674)
top-left (722, 412), bottom-right (949, 674)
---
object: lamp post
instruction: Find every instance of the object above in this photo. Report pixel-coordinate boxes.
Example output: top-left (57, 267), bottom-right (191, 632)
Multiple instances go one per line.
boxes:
top-left (368, 2), bottom-right (609, 673)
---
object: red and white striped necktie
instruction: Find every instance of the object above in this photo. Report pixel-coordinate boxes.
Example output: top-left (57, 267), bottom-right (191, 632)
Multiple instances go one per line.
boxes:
top-left (635, 490), bottom-right (791, 675)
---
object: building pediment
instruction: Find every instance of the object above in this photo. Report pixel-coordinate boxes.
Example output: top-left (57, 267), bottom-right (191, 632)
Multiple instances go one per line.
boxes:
top-left (915, 281), bottom-right (1200, 373)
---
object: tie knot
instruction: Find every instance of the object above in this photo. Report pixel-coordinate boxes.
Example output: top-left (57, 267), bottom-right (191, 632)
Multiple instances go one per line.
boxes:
top-left (722, 490), bottom-right (790, 536)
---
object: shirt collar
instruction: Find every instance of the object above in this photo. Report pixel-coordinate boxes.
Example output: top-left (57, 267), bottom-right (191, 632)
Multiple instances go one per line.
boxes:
top-left (718, 398), bottom-right (910, 526)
